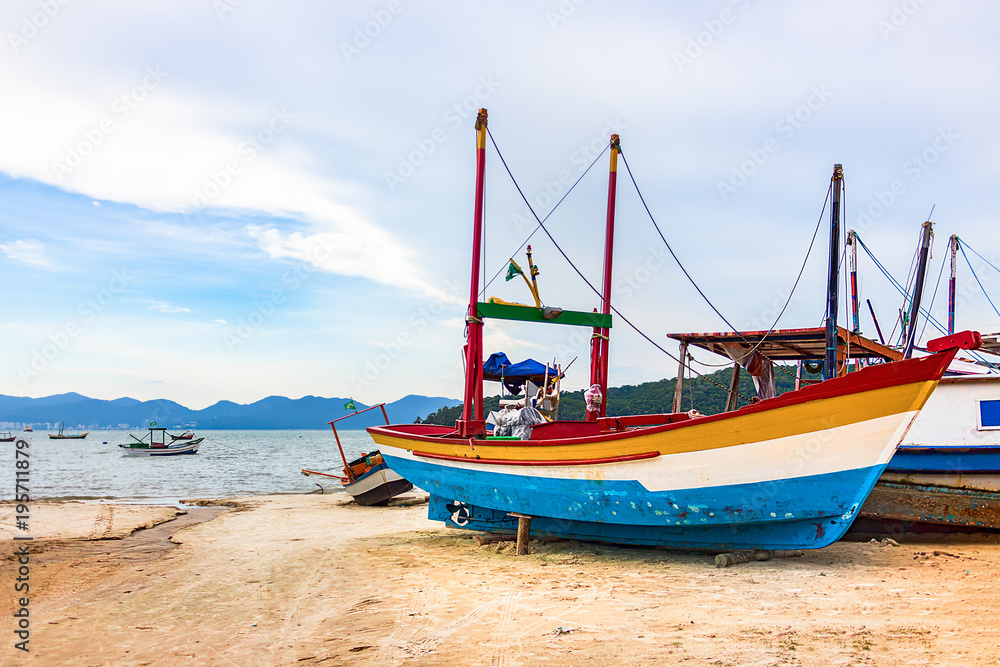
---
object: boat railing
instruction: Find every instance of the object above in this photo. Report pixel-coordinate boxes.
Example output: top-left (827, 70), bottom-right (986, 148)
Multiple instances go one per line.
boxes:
top-left (328, 404), bottom-right (390, 482)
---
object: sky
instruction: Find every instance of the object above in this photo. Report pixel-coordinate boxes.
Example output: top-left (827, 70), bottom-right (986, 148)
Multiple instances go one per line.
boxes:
top-left (2, 1), bottom-right (999, 409)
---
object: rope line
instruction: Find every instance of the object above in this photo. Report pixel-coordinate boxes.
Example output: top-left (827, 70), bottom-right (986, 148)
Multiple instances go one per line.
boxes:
top-left (618, 150), bottom-right (831, 375)
top-left (853, 233), bottom-right (997, 369)
top-left (959, 244), bottom-right (1000, 318)
top-left (918, 244), bottom-right (948, 343)
top-left (855, 234), bottom-right (948, 337)
top-left (960, 237), bottom-right (1000, 276)
top-left (485, 127), bottom-right (751, 401)
top-left (479, 140), bottom-right (609, 299)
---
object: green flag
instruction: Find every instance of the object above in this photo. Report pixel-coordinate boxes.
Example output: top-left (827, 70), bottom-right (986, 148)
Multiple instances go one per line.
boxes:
top-left (345, 399), bottom-right (356, 411)
top-left (150, 421), bottom-right (157, 426)
top-left (504, 261), bottom-right (524, 282)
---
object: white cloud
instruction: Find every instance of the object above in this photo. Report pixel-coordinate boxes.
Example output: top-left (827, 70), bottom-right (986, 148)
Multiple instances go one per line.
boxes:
top-left (122, 298), bottom-right (191, 314)
top-left (0, 239), bottom-right (51, 269)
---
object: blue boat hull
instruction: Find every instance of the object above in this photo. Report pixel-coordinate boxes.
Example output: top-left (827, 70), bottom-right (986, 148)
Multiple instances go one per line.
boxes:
top-left (382, 453), bottom-right (887, 550)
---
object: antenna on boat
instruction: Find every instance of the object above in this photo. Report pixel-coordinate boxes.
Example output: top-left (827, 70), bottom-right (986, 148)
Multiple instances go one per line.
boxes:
top-left (587, 134), bottom-right (620, 420)
top-left (823, 164), bottom-right (844, 380)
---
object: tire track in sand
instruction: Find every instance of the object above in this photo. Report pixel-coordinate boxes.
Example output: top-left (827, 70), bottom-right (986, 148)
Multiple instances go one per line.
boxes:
top-left (489, 592), bottom-right (520, 667)
top-left (396, 595), bottom-right (506, 658)
top-left (369, 581), bottom-right (432, 666)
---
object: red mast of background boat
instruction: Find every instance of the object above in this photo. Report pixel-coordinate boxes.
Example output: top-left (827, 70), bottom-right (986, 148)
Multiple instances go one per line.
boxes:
top-left (588, 135), bottom-right (620, 420)
top-left (458, 109), bottom-right (489, 437)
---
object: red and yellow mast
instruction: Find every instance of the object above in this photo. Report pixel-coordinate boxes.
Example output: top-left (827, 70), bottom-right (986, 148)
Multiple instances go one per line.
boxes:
top-left (458, 109), bottom-right (489, 437)
top-left (588, 134), bottom-right (620, 420)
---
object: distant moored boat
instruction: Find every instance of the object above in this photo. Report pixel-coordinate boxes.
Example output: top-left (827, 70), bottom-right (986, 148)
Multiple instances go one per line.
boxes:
top-left (49, 421), bottom-right (88, 440)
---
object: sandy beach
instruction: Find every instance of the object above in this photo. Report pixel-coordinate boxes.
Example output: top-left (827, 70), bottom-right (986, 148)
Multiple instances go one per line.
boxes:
top-left (3, 495), bottom-right (1000, 666)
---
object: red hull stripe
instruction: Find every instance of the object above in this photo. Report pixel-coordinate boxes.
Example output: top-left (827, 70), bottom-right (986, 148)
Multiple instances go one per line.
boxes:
top-left (413, 450), bottom-right (661, 466)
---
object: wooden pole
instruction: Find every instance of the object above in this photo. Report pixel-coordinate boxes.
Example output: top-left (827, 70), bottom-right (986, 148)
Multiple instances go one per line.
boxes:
top-left (673, 340), bottom-right (688, 413)
top-left (948, 234), bottom-right (958, 334)
top-left (589, 135), bottom-right (621, 421)
top-left (509, 512), bottom-right (532, 555)
top-left (903, 220), bottom-right (934, 359)
top-left (824, 164), bottom-right (844, 380)
top-left (725, 363), bottom-right (741, 412)
top-left (848, 230), bottom-right (861, 333)
top-left (459, 109), bottom-right (489, 437)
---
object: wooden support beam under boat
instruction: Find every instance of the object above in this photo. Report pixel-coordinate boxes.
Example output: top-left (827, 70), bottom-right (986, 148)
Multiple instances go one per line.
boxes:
top-left (510, 512), bottom-right (533, 556)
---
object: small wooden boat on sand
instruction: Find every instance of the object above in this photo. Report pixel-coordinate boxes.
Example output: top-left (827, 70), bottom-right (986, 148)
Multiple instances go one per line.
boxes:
top-left (119, 427), bottom-right (202, 456)
top-left (301, 403), bottom-right (413, 505)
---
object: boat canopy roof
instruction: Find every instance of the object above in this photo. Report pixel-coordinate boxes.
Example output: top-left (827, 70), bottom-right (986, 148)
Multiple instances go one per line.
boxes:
top-left (484, 352), bottom-right (561, 395)
top-left (980, 332), bottom-right (1000, 357)
top-left (666, 326), bottom-right (902, 363)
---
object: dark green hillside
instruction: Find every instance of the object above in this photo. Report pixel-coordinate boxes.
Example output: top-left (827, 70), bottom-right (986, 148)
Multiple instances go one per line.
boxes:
top-left (419, 364), bottom-right (820, 424)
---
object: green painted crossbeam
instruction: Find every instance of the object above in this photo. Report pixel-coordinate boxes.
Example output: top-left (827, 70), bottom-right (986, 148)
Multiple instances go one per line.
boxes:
top-left (477, 301), bottom-right (612, 328)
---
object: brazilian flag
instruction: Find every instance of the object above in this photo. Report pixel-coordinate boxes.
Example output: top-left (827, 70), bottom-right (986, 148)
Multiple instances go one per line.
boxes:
top-left (344, 399), bottom-right (357, 411)
top-left (504, 261), bottom-right (524, 282)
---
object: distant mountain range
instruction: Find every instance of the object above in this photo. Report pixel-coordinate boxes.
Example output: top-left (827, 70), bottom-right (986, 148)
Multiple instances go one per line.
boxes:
top-left (0, 393), bottom-right (461, 430)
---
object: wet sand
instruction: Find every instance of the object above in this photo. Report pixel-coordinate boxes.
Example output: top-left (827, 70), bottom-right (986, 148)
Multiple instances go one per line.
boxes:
top-left (2, 495), bottom-right (999, 666)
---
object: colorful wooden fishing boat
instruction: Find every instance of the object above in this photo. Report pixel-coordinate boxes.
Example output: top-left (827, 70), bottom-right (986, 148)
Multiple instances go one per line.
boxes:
top-left (0, 431), bottom-right (16, 443)
top-left (49, 421), bottom-right (89, 439)
top-left (367, 112), bottom-right (972, 550)
top-left (119, 427), bottom-right (202, 456)
top-left (301, 403), bottom-right (413, 505)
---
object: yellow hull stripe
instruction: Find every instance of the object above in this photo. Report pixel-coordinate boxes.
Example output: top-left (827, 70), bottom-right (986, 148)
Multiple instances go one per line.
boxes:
top-left (371, 379), bottom-right (938, 463)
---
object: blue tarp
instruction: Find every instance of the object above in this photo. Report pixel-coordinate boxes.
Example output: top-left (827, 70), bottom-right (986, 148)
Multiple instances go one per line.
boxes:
top-left (483, 352), bottom-right (559, 395)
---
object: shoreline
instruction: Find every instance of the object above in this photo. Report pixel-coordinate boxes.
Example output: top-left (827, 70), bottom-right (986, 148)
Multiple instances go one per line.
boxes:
top-left (3, 495), bottom-right (1000, 665)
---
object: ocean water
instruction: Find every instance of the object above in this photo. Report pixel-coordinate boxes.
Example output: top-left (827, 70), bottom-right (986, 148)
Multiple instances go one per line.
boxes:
top-left (0, 429), bottom-right (378, 501)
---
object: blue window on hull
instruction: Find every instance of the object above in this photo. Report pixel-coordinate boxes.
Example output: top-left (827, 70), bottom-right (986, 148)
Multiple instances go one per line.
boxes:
top-left (980, 399), bottom-right (1000, 429)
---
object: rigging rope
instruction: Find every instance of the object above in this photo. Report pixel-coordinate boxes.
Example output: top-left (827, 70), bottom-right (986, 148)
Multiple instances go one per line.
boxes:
top-left (918, 244), bottom-right (948, 343)
top-left (960, 237), bottom-right (1000, 275)
top-left (479, 141), bottom-right (610, 299)
top-left (854, 234), bottom-right (947, 337)
top-left (618, 150), bottom-right (831, 375)
top-left (852, 233), bottom-right (997, 369)
top-left (959, 243), bottom-right (1000, 318)
top-left (485, 127), bottom-right (752, 402)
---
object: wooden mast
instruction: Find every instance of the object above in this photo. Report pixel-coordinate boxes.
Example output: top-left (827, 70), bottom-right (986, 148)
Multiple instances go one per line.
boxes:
top-left (823, 164), bottom-right (844, 380)
top-left (588, 134), bottom-right (620, 420)
top-left (587, 134), bottom-right (621, 421)
top-left (847, 230), bottom-right (860, 333)
top-left (458, 109), bottom-right (488, 437)
top-left (948, 234), bottom-right (958, 334)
